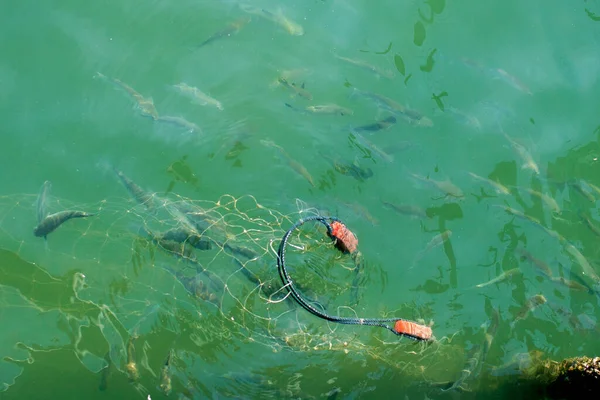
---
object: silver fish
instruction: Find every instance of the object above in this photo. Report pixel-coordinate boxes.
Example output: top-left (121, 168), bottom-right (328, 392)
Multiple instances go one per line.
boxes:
top-left (352, 88), bottom-right (433, 127)
top-left (411, 173), bottom-right (464, 198)
top-left (33, 210), bottom-right (94, 239)
top-left (525, 188), bottom-right (560, 214)
top-left (352, 116), bottom-right (397, 132)
top-left (161, 227), bottom-right (212, 251)
top-left (475, 268), bottom-right (520, 288)
top-left (381, 200), bottom-right (427, 219)
top-left (173, 82), bottom-right (224, 111)
top-left (198, 17), bottom-right (251, 48)
top-left (502, 132), bottom-right (539, 174)
top-left (563, 242), bottom-right (599, 283)
top-left (411, 230), bottom-right (452, 269)
top-left (306, 104), bottom-right (353, 116)
top-left (468, 172), bottom-right (510, 195)
top-left (114, 169), bottom-right (155, 212)
top-left (239, 5), bottom-right (303, 36)
top-left (157, 115), bottom-right (201, 134)
top-left (333, 53), bottom-right (395, 79)
top-left (517, 247), bottom-right (553, 278)
top-left (277, 78), bottom-right (312, 100)
top-left (95, 72), bottom-right (158, 120)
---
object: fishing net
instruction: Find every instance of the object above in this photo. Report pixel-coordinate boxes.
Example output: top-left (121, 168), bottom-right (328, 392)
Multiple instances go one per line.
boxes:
top-left (0, 180), bottom-right (451, 397)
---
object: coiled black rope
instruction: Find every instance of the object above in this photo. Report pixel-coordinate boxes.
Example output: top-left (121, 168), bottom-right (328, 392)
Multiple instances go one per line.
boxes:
top-left (276, 215), bottom-right (433, 341)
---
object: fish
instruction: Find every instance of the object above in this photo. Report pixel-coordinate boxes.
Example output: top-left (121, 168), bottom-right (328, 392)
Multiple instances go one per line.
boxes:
top-left (586, 181), bottom-right (600, 197)
top-left (568, 180), bottom-right (596, 202)
top-left (270, 9), bottom-right (304, 36)
top-left (224, 243), bottom-right (260, 260)
top-left (475, 268), bottom-right (520, 288)
top-left (517, 248), bottom-right (553, 278)
top-left (167, 201), bottom-right (246, 258)
top-left (440, 345), bottom-right (481, 392)
top-left (494, 205), bottom-right (543, 228)
top-left (320, 153), bottom-right (373, 182)
top-left (494, 68), bottom-right (532, 95)
top-left (261, 140), bottom-right (315, 186)
top-left (352, 89), bottom-right (433, 127)
top-left (563, 242), bottom-right (600, 283)
top-left (157, 115), bottom-right (201, 134)
top-left (333, 53), bottom-right (395, 79)
top-left (161, 227), bottom-right (212, 251)
top-left (95, 72), bottom-right (158, 119)
top-left (173, 82), bottom-right (223, 110)
top-left (470, 308), bottom-right (500, 379)
top-left (33, 210), bottom-right (94, 239)
top-left (424, 230), bottom-right (452, 252)
top-left (352, 116), bottom-right (397, 132)
top-left (550, 276), bottom-right (590, 292)
top-left (579, 211), bottom-right (600, 237)
top-left (467, 172), bottom-right (510, 195)
top-left (502, 132), bottom-right (539, 174)
top-left (114, 169), bottom-right (155, 212)
top-left (276, 68), bottom-right (311, 85)
top-left (338, 201), bottom-right (379, 226)
top-left (305, 104), bottom-right (353, 116)
top-left (349, 132), bottom-right (394, 163)
top-left (159, 350), bottom-right (173, 395)
top-left (36, 180), bottom-right (52, 223)
top-left (172, 203), bottom-right (230, 240)
top-left (165, 264), bottom-right (221, 304)
top-left (240, 5), bottom-right (304, 35)
top-left (381, 200), bottom-right (428, 219)
top-left (525, 188), bottom-right (560, 214)
top-left (411, 230), bottom-right (452, 269)
top-left (511, 294), bottom-right (547, 328)
top-left (287, 157), bottom-right (315, 187)
top-left (277, 77), bottom-right (312, 100)
top-left (142, 227), bottom-right (199, 263)
top-left (411, 173), bottom-right (464, 198)
top-left (198, 17), bottom-right (251, 48)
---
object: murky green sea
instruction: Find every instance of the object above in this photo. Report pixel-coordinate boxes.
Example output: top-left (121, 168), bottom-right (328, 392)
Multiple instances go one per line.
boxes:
top-left (1, 0), bottom-right (600, 398)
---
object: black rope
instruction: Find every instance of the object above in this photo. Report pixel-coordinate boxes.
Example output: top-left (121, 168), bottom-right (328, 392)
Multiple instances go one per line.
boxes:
top-left (276, 216), bottom-right (427, 339)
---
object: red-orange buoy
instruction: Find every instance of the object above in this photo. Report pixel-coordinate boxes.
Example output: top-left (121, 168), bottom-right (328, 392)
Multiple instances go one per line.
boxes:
top-left (393, 320), bottom-right (433, 341)
top-left (329, 220), bottom-right (358, 254)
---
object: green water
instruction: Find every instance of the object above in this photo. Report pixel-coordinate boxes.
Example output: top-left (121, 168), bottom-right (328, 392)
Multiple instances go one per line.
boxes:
top-left (1, 0), bottom-right (600, 398)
